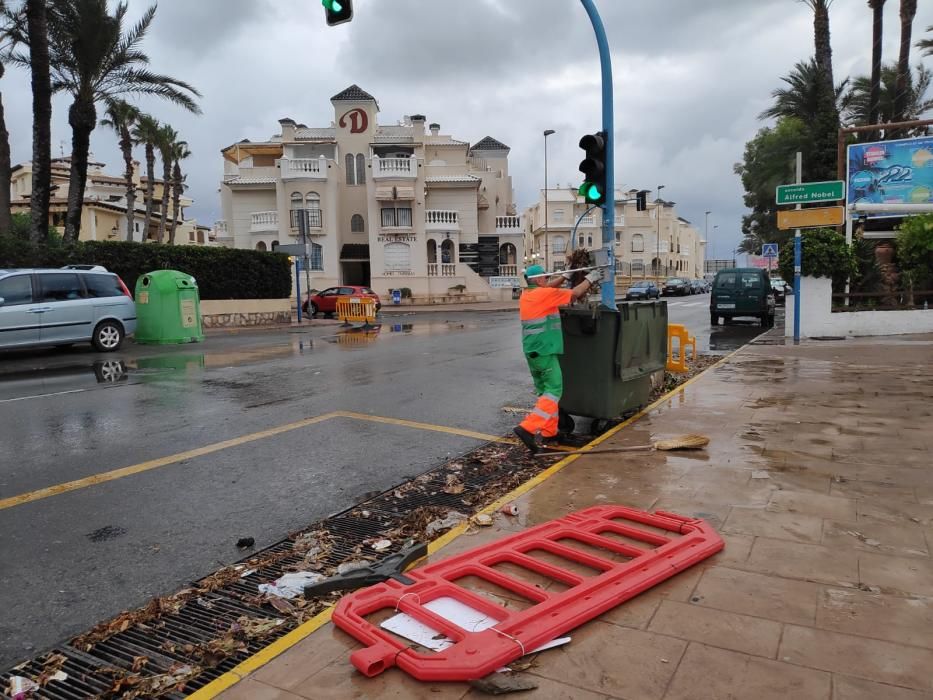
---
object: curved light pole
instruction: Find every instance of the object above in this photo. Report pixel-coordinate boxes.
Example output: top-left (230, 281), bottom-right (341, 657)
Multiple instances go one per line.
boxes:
top-left (543, 129), bottom-right (555, 272)
top-left (655, 184), bottom-right (665, 277)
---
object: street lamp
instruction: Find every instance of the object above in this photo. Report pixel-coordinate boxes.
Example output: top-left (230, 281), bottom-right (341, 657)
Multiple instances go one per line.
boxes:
top-left (543, 129), bottom-right (555, 272)
top-left (655, 184), bottom-right (665, 277)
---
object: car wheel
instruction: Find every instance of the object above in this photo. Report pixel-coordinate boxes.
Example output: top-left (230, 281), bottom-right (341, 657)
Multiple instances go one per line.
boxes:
top-left (308, 302), bottom-right (318, 318)
top-left (710, 313), bottom-right (718, 326)
top-left (763, 314), bottom-right (775, 328)
top-left (92, 320), bottom-right (124, 352)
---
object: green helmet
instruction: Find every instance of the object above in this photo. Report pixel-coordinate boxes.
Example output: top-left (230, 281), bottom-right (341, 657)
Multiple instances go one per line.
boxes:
top-left (524, 265), bottom-right (546, 285)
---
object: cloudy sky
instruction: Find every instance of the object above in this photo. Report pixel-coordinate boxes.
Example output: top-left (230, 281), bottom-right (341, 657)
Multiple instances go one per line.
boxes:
top-left (4, 0), bottom-right (932, 258)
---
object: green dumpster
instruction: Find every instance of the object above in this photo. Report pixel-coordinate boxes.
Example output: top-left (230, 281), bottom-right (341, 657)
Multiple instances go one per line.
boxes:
top-left (134, 270), bottom-right (204, 344)
top-left (559, 301), bottom-right (668, 421)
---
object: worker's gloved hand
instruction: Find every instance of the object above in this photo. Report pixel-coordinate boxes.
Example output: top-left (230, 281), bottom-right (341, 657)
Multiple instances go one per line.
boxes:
top-left (585, 269), bottom-right (602, 284)
top-left (561, 272), bottom-right (573, 281)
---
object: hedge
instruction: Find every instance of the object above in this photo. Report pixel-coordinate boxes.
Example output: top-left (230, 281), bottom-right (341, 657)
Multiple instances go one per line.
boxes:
top-left (0, 238), bottom-right (292, 300)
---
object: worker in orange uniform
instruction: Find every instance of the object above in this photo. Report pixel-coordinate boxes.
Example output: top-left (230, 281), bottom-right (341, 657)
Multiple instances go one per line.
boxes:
top-left (514, 264), bottom-right (601, 454)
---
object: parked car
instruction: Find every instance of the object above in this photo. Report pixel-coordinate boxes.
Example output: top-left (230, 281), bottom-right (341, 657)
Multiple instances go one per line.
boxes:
top-left (662, 277), bottom-right (690, 296)
top-left (770, 278), bottom-right (790, 305)
top-left (303, 285), bottom-right (381, 317)
top-left (710, 267), bottom-right (775, 327)
top-left (623, 281), bottom-right (660, 301)
top-left (689, 279), bottom-right (707, 294)
top-left (0, 268), bottom-right (136, 352)
top-left (61, 264), bottom-right (108, 272)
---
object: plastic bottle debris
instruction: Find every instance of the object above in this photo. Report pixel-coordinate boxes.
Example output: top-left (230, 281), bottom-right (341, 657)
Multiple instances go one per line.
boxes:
top-left (258, 571), bottom-right (324, 599)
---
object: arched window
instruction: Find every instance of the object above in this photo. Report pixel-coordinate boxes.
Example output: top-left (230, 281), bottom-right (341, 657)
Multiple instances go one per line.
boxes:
top-left (290, 191), bottom-right (302, 209)
top-left (441, 239), bottom-right (454, 264)
top-left (351, 214), bottom-right (365, 233)
top-left (305, 192), bottom-right (320, 209)
top-left (271, 240), bottom-right (279, 250)
top-left (426, 239), bottom-right (437, 264)
top-left (356, 154), bottom-right (366, 184)
top-left (631, 234), bottom-right (644, 253)
top-left (256, 241), bottom-right (267, 252)
top-left (345, 153), bottom-right (355, 185)
top-left (499, 243), bottom-right (516, 265)
top-left (587, 235), bottom-right (593, 247)
top-left (384, 242), bottom-right (411, 272)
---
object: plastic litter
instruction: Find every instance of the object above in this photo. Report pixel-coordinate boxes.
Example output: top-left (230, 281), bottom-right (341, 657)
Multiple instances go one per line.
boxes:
top-left (336, 560), bottom-right (370, 575)
top-left (425, 511), bottom-right (468, 537)
top-left (258, 571), bottom-right (324, 599)
top-left (371, 539), bottom-right (392, 552)
top-left (9, 676), bottom-right (39, 699)
top-left (499, 503), bottom-right (519, 516)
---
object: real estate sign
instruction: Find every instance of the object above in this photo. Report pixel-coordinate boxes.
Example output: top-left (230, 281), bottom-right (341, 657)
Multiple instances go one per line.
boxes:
top-left (847, 135), bottom-right (933, 218)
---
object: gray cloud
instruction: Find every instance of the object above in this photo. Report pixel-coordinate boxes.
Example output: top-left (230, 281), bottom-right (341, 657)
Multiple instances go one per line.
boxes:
top-left (3, 0), bottom-right (932, 260)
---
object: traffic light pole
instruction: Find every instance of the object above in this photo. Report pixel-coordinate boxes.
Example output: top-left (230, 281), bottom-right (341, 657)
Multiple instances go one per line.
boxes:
top-left (579, 0), bottom-right (615, 309)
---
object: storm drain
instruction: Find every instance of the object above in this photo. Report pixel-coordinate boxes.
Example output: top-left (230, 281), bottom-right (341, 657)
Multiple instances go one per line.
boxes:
top-left (1, 439), bottom-right (563, 699)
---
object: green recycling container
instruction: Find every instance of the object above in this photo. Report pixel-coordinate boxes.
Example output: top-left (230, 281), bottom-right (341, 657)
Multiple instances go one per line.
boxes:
top-left (558, 301), bottom-right (668, 420)
top-left (134, 270), bottom-right (204, 344)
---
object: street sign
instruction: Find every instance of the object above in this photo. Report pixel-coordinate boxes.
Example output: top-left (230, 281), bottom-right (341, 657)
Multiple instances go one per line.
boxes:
top-left (777, 206), bottom-right (845, 230)
top-left (489, 276), bottom-right (520, 288)
top-left (775, 180), bottom-right (845, 205)
top-left (276, 243), bottom-right (310, 257)
top-left (762, 243), bottom-right (778, 258)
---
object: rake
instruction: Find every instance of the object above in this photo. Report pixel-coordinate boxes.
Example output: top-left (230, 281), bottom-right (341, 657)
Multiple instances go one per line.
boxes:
top-left (535, 433), bottom-right (710, 458)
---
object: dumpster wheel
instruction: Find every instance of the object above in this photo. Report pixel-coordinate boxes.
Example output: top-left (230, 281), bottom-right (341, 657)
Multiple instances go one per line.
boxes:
top-left (558, 408), bottom-right (575, 434)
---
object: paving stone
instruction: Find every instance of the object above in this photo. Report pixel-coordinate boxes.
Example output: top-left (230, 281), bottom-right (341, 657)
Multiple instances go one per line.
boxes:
top-left (831, 674), bottom-right (933, 700)
top-left (528, 620), bottom-right (685, 700)
top-left (664, 643), bottom-right (831, 700)
top-left (780, 625), bottom-right (933, 690)
top-left (858, 551), bottom-right (933, 596)
top-left (742, 537), bottom-right (859, 587)
top-left (821, 519), bottom-right (929, 557)
top-left (221, 679), bottom-right (310, 700)
top-left (691, 566), bottom-right (819, 625)
top-left (468, 675), bottom-right (608, 699)
top-left (289, 663), bottom-right (469, 699)
top-left (648, 599), bottom-right (782, 658)
top-left (816, 587), bottom-right (933, 650)
top-left (253, 626), bottom-right (358, 690)
top-left (724, 506), bottom-right (824, 544)
top-left (767, 490), bottom-right (857, 521)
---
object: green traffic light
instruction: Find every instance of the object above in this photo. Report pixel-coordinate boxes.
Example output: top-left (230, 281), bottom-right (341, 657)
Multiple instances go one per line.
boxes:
top-left (322, 0), bottom-right (343, 11)
top-left (579, 181), bottom-right (603, 203)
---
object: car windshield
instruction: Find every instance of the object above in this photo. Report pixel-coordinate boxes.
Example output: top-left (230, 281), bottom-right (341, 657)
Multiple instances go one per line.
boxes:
top-left (667, 278), bottom-right (685, 284)
top-left (632, 282), bottom-right (649, 288)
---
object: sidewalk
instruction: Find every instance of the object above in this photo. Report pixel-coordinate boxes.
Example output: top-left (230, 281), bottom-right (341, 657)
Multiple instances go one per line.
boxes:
top-left (216, 333), bottom-right (933, 700)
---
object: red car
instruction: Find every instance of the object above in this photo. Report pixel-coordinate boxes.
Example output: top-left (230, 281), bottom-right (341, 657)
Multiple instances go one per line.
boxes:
top-left (303, 285), bottom-right (381, 317)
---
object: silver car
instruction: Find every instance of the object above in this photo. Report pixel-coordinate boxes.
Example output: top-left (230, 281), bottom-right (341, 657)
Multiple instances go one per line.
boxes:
top-left (0, 268), bottom-right (137, 352)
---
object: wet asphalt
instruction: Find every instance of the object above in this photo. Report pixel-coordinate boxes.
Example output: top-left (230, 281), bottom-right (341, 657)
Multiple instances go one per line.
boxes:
top-left (0, 302), bottom-right (766, 667)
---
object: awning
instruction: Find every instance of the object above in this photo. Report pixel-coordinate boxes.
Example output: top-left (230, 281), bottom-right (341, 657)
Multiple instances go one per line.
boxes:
top-left (340, 244), bottom-right (370, 261)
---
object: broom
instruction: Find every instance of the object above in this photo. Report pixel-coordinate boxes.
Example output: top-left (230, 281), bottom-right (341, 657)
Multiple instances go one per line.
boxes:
top-left (534, 434), bottom-right (709, 458)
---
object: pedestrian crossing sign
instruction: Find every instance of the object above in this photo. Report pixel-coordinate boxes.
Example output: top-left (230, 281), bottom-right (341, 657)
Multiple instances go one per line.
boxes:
top-left (762, 243), bottom-right (778, 258)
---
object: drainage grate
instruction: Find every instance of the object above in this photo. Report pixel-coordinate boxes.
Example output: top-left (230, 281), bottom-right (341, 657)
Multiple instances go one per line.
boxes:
top-left (2, 439), bottom-right (553, 699)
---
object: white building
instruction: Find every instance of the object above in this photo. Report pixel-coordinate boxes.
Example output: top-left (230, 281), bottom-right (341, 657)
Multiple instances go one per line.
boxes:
top-left (523, 188), bottom-right (706, 279)
top-left (218, 85), bottom-right (525, 301)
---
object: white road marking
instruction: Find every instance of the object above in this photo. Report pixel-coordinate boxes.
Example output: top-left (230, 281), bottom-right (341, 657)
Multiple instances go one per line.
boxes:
top-left (0, 388), bottom-right (86, 403)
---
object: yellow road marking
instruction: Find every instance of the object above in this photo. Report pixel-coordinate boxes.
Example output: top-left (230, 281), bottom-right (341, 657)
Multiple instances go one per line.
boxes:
top-left (190, 348), bottom-right (746, 699)
top-left (0, 412), bottom-right (512, 512)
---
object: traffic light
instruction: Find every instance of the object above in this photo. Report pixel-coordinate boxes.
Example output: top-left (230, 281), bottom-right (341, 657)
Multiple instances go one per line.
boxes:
top-left (322, 0), bottom-right (353, 26)
top-left (635, 189), bottom-right (649, 211)
top-left (578, 131), bottom-right (607, 205)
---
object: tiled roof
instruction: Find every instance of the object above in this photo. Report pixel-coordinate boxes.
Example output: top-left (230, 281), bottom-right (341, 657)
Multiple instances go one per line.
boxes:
top-left (425, 175), bottom-right (482, 184)
top-left (223, 176), bottom-right (276, 185)
top-left (426, 138), bottom-right (469, 147)
top-left (331, 84), bottom-right (376, 102)
top-left (470, 136), bottom-right (510, 152)
top-left (295, 127), bottom-right (336, 140)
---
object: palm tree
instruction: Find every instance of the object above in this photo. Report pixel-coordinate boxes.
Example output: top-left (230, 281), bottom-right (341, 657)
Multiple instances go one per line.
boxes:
top-left (132, 113), bottom-right (160, 242)
top-left (918, 25), bottom-right (933, 56)
top-left (893, 0), bottom-right (918, 128)
top-left (168, 140), bottom-right (190, 245)
top-left (800, 0), bottom-right (835, 88)
top-left (0, 2), bottom-right (13, 236)
top-left (100, 99), bottom-right (139, 242)
top-left (43, 0), bottom-right (201, 243)
top-left (155, 123), bottom-right (177, 244)
top-left (845, 63), bottom-right (933, 133)
top-left (798, 0), bottom-right (840, 180)
top-left (867, 0), bottom-right (887, 139)
top-left (24, 0), bottom-right (51, 244)
top-left (760, 58), bottom-right (850, 124)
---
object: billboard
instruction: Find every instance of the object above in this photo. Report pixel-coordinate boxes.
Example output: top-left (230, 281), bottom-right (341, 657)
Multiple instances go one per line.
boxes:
top-left (847, 135), bottom-right (933, 218)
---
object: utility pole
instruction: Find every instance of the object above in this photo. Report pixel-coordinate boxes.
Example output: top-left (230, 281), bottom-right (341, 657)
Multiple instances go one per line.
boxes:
top-left (793, 151), bottom-right (802, 343)
top-left (543, 129), bottom-right (555, 272)
top-left (655, 185), bottom-right (665, 278)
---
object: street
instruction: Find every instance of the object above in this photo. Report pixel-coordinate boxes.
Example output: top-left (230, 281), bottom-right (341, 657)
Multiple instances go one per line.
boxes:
top-left (0, 302), bottom-right (765, 667)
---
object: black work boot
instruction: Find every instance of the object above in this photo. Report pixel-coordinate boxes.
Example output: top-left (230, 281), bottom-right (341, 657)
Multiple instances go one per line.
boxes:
top-left (513, 426), bottom-right (540, 454)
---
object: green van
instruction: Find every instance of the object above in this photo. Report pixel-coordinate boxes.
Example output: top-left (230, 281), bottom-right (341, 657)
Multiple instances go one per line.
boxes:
top-left (710, 268), bottom-right (775, 327)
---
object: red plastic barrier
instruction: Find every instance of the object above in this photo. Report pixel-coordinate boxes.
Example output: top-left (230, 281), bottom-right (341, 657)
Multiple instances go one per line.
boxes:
top-left (332, 505), bottom-right (723, 681)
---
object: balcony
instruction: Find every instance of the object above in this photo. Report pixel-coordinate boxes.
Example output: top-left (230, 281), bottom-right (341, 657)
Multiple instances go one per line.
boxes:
top-left (289, 208), bottom-right (324, 233)
top-left (427, 263), bottom-right (457, 277)
top-left (372, 155), bottom-right (417, 179)
top-left (495, 215), bottom-right (522, 234)
top-left (250, 211), bottom-right (278, 233)
top-left (499, 264), bottom-right (519, 276)
top-left (280, 157), bottom-right (327, 180)
top-left (425, 209), bottom-right (459, 230)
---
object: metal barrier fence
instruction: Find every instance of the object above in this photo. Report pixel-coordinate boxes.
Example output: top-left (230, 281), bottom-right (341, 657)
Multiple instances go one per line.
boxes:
top-left (666, 323), bottom-right (696, 373)
top-left (336, 297), bottom-right (378, 326)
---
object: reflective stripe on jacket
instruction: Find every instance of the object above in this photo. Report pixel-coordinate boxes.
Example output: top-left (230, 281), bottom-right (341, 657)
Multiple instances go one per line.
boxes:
top-left (519, 287), bottom-right (574, 356)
